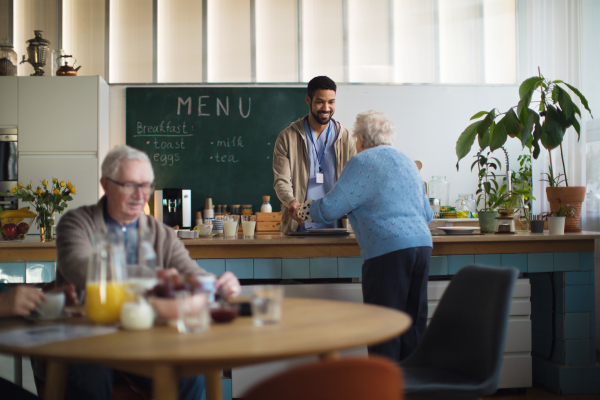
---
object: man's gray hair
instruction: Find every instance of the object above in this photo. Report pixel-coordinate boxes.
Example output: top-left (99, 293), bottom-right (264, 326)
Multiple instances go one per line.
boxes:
top-left (101, 145), bottom-right (154, 180)
top-left (353, 110), bottom-right (396, 148)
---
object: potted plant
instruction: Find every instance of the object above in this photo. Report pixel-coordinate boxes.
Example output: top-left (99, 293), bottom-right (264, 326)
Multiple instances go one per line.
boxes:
top-left (542, 201), bottom-right (576, 235)
top-left (455, 68), bottom-right (592, 232)
top-left (472, 151), bottom-right (505, 233)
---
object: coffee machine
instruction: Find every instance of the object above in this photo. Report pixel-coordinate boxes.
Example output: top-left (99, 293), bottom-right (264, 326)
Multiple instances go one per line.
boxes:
top-left (161, 188), bottom-right (191, 229)
top-left (0, 128), bottom-right (18, 210)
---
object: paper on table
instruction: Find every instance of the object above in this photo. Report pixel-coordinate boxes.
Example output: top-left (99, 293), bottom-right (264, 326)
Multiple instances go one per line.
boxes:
top-left (0, 324), bottom-right (117, 348)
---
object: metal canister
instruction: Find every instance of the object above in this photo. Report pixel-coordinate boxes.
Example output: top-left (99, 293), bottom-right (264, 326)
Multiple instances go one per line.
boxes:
top-left (20, 30), bottom-right (50, 76)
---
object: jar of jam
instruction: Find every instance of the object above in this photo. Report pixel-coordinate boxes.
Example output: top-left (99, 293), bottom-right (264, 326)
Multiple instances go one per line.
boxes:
top-left (0, 41), bottom-right (18, 76)
top-left (241, 205), bottom-right (253, 215)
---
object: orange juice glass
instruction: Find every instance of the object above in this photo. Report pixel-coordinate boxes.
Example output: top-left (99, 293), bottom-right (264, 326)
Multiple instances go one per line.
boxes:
top-left (86, 235), bottom-right (127, 324)
top-left (85, 282), bottom-right (126, 324)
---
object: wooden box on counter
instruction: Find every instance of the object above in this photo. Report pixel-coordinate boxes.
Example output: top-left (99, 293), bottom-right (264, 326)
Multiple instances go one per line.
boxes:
top-left (256, 212), bottom-right (281, 234)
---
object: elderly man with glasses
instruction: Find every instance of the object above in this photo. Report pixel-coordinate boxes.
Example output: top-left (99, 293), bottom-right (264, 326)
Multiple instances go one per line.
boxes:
top-left (42, 145), bottom-right (241, 400)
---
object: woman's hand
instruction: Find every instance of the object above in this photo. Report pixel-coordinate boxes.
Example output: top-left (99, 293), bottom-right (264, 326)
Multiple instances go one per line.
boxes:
top-left (216, 272), bottom-right (241, 299)
top-left (0, 286), bottom-right (46, 317)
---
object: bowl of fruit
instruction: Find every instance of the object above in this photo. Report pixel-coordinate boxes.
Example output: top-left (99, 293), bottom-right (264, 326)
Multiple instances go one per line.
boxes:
top-left (0, 208), bottom-right (36, 241)
top-left (146, 271), bottom-right (210, 321)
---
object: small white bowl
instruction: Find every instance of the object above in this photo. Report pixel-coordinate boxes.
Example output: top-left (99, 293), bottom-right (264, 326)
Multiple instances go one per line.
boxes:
top-left (177, 230), bottom-right (199, 239)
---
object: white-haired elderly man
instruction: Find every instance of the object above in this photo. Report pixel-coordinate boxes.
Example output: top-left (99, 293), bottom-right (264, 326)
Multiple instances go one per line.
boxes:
top-left (41, 145), bottom-right (241, 400)
top-left (297, 110), bottom-right (433, 363)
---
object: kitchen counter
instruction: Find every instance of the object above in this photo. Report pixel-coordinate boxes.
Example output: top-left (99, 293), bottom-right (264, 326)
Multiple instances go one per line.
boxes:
top-left (2, 231), bottom-right (598, 261)
top-left (2, 231), bottom-right (599, 394)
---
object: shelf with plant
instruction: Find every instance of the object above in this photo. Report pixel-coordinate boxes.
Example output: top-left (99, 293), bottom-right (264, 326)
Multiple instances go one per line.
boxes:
top-left (456, 68), bottom-right (592, 232)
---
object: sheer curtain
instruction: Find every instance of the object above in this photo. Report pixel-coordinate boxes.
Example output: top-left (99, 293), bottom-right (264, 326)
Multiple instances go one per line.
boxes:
top-left (522, 0), bottom-right (590, 229)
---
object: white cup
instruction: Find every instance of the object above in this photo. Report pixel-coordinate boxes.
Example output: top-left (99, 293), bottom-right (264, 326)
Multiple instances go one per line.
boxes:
top-left (36, 292), bottom-right (65, 319)
top-left (198, 224), bottom-right (213, 235)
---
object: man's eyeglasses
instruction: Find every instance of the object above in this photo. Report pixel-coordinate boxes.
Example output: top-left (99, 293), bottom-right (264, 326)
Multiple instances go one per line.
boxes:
top-left (106, 177), bottom-right (155, 195)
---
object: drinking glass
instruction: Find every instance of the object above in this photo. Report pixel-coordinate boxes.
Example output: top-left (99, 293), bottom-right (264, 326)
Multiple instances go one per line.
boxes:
top-left (222, 215), bottom-right (240, 239)
top-left (124, 228), bottom-right (158, 300)
top-left (251, 285), bottom-right (283, 326)
top-left (176, 290), bottom-right (210, 333)
top-left (241, 215), bottom-right (256, 239)
top-left (85, 234), bottom-right (128, 324)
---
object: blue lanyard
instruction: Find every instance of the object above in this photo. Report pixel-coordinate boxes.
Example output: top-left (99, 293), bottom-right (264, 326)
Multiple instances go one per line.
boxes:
top-left (307, 122), bottom-right (331, 173)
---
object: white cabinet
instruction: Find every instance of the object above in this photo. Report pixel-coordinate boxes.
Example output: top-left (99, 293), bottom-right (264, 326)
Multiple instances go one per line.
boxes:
top-left (0, 76), bottom-right (110, 232)
top-left (18, 76), bottom-right (102, 152)
top-left (0, 77), bottom-right (18, 126)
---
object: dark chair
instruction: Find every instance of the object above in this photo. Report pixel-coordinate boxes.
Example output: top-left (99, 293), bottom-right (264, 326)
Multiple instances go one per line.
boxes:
top-left (243, 356), bottom-right (404, 400)
top-left (400, 265), bottom-right (519, 399)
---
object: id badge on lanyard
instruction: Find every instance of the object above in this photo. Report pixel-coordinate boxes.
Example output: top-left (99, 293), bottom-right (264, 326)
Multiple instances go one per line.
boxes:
top-left (309, 122), bottom-right (331, 185)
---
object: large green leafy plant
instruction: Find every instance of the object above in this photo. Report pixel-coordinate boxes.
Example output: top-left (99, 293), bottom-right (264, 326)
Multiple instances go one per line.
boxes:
top-left (456, 69), bottom-right (592, 186)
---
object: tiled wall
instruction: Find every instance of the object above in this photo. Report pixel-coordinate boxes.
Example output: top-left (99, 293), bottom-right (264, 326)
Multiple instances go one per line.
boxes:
top-left (0, 262), bottom-right (55, 284)
top-left (196, 257), bottom-right (363, 279)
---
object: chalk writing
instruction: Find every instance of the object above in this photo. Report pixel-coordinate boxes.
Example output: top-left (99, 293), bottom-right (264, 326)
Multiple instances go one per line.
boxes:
top-left (176, 96), bottom-right (252, 118)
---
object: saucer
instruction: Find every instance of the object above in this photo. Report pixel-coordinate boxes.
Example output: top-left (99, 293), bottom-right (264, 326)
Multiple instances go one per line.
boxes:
top-left (198, 233), bottom-right (217, 238)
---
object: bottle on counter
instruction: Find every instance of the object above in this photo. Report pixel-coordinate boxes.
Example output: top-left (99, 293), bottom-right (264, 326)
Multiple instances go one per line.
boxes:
top-left (260, 196), bottom-right (272, 213)
top-left (222, 205), bottom-right (229, 215)
top-left (204, 198), bottom-right (214, 219)
top-left (231, 205), bottom-right (241, 216)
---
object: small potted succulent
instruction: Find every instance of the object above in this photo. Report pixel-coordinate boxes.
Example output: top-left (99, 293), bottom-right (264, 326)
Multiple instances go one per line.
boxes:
top-left (542, 201), bottom-right (575, 235)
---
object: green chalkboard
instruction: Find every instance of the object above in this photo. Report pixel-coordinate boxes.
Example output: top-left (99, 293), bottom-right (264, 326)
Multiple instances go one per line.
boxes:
top-left (126, 87), bottom-right (307, 217)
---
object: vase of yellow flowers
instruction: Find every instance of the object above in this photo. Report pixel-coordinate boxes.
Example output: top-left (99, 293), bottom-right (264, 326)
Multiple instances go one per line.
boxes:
top-left (10, 179), bottom-right (76, 242)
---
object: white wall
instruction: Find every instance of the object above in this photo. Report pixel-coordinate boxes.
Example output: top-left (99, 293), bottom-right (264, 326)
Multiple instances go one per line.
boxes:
top-left (109, 83), bottom-right (528, 207)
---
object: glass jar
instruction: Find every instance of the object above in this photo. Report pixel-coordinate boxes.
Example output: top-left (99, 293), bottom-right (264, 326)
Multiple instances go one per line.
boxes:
top-left (260, 196), bottom-right (272, 213)
top-left (428, 176), bottom-right (449, 207)
top-left (241, 205), bottom-right (253, 215)
top-left (0, 41), bottom-right (18, 76)
top-left (231, 205), bottom-right (241, 216)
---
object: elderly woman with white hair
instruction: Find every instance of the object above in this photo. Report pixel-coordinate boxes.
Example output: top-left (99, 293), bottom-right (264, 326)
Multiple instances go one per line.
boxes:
top-left (297, 110), bottom-right (433, 362)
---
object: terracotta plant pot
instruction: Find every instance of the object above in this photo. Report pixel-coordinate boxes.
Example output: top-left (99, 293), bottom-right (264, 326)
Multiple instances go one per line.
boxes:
top-left (545, 186), bottom-right (586, 233)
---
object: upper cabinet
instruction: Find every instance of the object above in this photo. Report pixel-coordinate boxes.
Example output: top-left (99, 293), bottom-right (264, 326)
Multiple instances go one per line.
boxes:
top-left (18, 76), bottom-right (102, 152)
top-left (0, 77), bottom-right (18, 126)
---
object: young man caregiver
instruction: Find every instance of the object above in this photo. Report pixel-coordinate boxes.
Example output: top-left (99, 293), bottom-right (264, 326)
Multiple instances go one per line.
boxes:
top-left (273, 76), bottom-right (356, 234)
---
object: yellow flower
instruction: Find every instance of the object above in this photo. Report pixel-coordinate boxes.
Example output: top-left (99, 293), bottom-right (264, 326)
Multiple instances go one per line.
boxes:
top-left (67, 181), bottom-right (73, 188)
top-left (42, 180), bottom-right (48, 186)
top-left (18, 182), bottom-right (23, 189)
top-left (53, 178), bottom-right (58, 184)
top-left (10, 186), bottom-right (17, 193)
top-left (70, 187), bottom-right (77, 195)
top-left (60, 181), bottom-right (65, 187)
top-left (36, 188), bottom-right (43, 195)
top-left (54, 189), bottom-right (60, 195)
top-left (26, 183), bottom-right (32, 190)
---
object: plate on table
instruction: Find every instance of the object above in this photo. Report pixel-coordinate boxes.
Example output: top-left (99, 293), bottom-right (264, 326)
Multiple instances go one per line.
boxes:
top-left (436, 226), bottom-right (479, 235)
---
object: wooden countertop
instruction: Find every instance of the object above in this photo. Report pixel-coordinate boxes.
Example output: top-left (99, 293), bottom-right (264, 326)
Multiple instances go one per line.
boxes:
top-left (1, 231), bottom-right (599, 261)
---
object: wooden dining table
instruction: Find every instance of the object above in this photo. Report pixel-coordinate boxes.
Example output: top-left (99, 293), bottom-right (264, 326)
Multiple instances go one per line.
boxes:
top-left (0, 297), bottom-right (411, 400)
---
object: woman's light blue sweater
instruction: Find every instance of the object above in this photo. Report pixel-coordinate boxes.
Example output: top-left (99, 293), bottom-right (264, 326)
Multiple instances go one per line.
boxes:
top-left (309, 145), bottom-right (433, 260)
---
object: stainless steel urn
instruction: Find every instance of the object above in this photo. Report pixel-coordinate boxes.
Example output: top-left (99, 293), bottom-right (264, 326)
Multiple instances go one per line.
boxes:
top-left (20, 30), bottom-right (50, 76)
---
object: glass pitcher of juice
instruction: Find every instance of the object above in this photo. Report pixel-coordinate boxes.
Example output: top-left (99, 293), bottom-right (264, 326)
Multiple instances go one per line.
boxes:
top-left (85, 234), bottom-right (128, 324)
